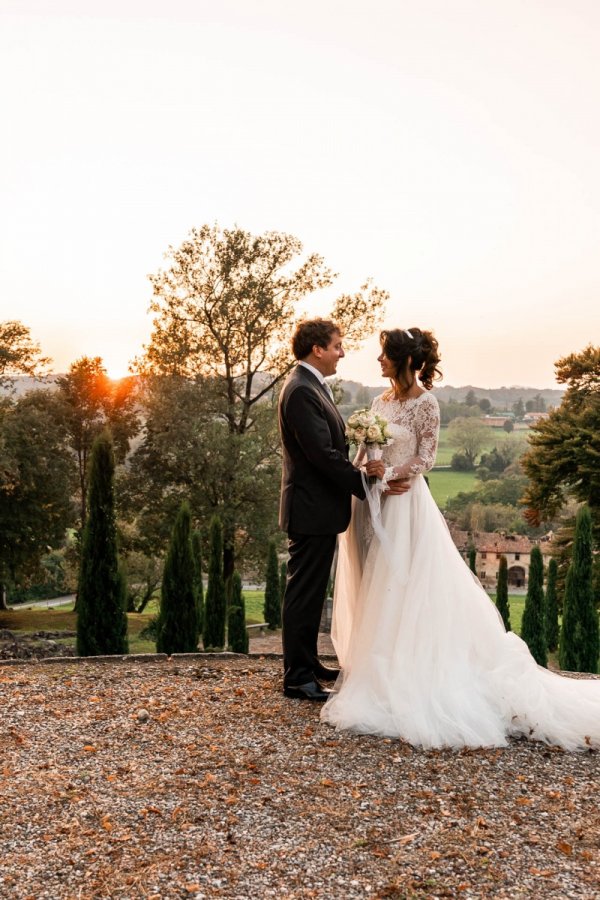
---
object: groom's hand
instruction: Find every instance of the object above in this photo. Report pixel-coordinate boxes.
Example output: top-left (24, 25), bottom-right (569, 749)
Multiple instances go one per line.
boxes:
top-left (386, 478), bottom-right (410, 495)
top-left (365, 460), bottom-right (386, 479)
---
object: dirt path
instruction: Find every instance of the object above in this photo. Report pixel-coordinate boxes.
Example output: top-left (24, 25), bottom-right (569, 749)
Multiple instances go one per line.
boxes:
top-left (1, 655), bottom-right (598, 899)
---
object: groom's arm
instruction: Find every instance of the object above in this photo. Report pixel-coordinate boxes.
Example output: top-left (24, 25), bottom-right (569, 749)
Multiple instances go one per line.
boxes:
top-left (284, 386), bottom-right (365, 499)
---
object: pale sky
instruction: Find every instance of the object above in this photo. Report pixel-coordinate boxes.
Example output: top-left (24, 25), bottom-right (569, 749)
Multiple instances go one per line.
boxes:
top-left (1, 0), bottom-right (599, 386)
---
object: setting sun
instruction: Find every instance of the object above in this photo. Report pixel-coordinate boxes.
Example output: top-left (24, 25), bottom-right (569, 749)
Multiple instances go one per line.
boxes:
top-left (104, 362), bottom-right (131, 381)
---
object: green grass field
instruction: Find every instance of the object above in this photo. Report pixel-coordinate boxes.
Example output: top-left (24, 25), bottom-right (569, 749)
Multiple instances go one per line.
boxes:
top-left (505, 594), bottom-right (524, 634)
top-left (0, 589), bottom-right (269, 655)
top-left (434, 425), bottom-right (524, 467)
top-left (429, 426), bottom-right (527, 508)
top-left (1, 591), bottom-right (530, 651)
top-left (427, 469), bottom-right (477, 508)
top-left (433, 427), bottom-right (456, 466)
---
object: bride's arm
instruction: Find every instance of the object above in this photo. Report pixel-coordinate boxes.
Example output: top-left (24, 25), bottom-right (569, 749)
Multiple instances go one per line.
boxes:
top-left (383, 395), bottom-right (440, 481)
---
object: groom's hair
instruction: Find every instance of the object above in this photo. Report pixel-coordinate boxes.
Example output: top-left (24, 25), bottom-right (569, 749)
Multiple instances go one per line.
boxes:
top-left (292, 319), bottom-right (340, 360)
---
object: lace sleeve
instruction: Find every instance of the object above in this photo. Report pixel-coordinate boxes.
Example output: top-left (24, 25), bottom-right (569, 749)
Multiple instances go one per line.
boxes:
top-left (389, 394), bottom-right (440, 479)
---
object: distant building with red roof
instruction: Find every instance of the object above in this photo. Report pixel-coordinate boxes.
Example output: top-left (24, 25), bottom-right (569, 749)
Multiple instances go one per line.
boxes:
top-left (523, 412), bottom-right (550, 423)
top-left (449, 528), bottom-right (554, 590)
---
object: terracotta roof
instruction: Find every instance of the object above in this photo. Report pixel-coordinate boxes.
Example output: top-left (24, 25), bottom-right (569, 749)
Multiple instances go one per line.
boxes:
top-left (449, 528), bottom-right (553, 555)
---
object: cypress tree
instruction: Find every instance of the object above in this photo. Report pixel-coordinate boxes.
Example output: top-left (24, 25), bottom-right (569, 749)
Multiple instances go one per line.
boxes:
top-left (468, 546), bottom-right (477, 574)
top-left (77, 431), bottom-right (128, 656)
top-left (495, 555), bottom-right (511, 631)
top-left (156, 502), bottom-right (198, 654)
top-left (192, 530), bottom-right (204, 639)
top-left (203, 516), bottom-right (226, 649)
top-left (521, 546), bottom-right (547, 667)
top-left (263, 540), bottom-right (281, 630)
top-left (562, 506), bottom-right (599, 674)
top-left (545, 557), bottom-right (559, 653)
top-left (575, 506), bottom-right (599, 673)
top-left (559, 565), bottom-right (579, 671)
top-left (228, 572), bottom-right (249, 653)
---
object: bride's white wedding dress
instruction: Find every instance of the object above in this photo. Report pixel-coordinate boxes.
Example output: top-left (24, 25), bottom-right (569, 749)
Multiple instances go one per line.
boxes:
top-left (321, 391), bottom-right (600, 750)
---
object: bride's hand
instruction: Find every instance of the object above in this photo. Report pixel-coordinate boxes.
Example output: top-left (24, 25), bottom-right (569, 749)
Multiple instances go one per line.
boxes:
top-left (386, 478), bottom-right (410, 495)
top-left (365, 459), bottom-right (386, 479)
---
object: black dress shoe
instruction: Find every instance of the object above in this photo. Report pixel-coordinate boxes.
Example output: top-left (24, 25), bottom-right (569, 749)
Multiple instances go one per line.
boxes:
top-left (283, 680), bottom-right (331, 701)
top-left (314, 666), bottom-right (341, 682)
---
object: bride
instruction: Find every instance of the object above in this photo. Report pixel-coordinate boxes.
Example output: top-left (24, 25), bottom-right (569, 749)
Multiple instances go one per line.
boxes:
top-left (321, 327), bottom-right (600, 750)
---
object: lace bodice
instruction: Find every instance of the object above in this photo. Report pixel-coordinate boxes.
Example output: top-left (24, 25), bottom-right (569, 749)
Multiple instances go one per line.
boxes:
top-left (368, 391), bottom-right (440, 478)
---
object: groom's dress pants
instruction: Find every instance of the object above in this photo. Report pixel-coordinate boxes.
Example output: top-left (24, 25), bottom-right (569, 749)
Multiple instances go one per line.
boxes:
top-left (282, 531), bottom-right (337, 688)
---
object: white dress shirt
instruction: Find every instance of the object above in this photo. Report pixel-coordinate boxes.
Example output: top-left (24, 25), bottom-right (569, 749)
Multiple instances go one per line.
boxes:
top-left (298, 361), bottom-right (334, 399)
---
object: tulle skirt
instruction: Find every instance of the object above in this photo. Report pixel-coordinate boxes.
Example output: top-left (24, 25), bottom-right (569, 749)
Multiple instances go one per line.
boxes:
top-left (321, 476), bottom-right (600, 750)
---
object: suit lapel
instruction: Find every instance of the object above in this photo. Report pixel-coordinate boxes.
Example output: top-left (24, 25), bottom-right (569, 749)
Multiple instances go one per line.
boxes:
top-left (294, 366), bottom-right (346, 436)
top-left (317, 381), bottom-right (346, 432)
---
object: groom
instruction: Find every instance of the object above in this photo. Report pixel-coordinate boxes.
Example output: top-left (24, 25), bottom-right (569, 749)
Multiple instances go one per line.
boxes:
top-left (278, 319), bottom-right (409, 701)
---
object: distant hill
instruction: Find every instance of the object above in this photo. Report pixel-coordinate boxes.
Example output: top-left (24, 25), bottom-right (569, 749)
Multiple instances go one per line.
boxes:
top-left (3, 374), bottom-right (564, 411)
top-left (338, 380), bottom-right (564, 410)
top-left (432, 384), bottom-right (564, 408)
top-left (0, 375), bottom-right (62, 396)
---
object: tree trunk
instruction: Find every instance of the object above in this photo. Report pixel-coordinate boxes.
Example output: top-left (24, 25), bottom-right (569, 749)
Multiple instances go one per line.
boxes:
top-left (0, 583), bottom-right (7, 610)
top-left (136, 585), bottom-right (156, 614)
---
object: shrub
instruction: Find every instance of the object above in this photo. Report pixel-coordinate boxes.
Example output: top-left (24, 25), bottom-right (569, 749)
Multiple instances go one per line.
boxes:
top-left (139, 616), bottom-right (159, 641)
top-left (451, 451), bottom-right (474, 472)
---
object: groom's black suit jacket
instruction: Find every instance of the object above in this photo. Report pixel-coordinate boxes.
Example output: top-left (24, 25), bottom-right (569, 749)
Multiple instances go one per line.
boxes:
top-left (278, 365), bottom-right (365, 535)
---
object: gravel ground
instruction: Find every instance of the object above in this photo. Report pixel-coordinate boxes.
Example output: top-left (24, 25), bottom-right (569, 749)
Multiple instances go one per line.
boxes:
top-left (1, 654), bottom-right (599, 900)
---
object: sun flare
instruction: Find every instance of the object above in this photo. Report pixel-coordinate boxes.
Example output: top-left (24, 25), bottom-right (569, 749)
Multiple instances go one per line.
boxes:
top-left (104, 364), bottom-right (130, 381)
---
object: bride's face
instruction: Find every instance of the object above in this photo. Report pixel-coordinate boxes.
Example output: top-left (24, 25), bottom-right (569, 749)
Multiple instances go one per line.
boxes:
top-left (378, 349), bottom-right (395, 379)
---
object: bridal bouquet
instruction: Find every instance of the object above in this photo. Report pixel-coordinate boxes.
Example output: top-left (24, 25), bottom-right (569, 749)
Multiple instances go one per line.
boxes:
top-left (346, 409), bottom-right (392, 484)
top-left (346, 408), bottom-right (391, 449)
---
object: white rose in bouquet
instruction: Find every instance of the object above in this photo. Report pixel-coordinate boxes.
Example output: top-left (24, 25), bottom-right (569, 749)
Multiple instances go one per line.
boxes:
top-left (345, 407), bottom-right (393, 454)
top-left (366, 424), bottom-right (383, 442)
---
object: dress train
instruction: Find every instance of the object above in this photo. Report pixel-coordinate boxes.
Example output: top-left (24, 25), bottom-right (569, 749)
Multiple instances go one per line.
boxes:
top-left (321, 475), bottom-right (600, 751)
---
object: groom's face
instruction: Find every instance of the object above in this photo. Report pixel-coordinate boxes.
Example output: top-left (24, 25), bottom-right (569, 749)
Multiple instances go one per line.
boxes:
top-left (313, 331), bottom-right (345, 376)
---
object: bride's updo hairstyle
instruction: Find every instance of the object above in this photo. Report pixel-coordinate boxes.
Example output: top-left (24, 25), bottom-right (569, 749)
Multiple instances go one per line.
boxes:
top-left (380, 328), bottom-right (442, 390)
